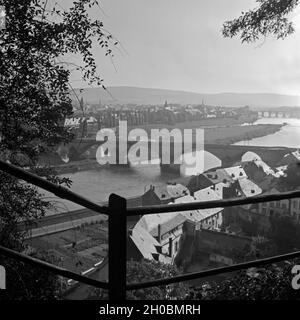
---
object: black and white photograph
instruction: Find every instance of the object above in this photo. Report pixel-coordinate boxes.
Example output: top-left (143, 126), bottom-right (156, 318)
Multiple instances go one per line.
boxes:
top-left (1, 0), bottom-right (300, 315)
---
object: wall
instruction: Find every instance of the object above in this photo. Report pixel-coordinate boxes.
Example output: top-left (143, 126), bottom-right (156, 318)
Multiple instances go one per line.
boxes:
top-left (159, 224), bottom-right (184, 260)
top-left (194, 229), bottom-right (252, 258)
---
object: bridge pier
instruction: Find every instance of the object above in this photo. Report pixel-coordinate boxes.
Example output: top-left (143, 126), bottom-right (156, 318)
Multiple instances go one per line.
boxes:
top-left (160, 163), bottom-right (181, 174)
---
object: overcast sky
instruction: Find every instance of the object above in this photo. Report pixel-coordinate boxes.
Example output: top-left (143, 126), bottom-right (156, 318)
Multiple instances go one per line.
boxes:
top-left (68, 0), bottom-right (300, 95)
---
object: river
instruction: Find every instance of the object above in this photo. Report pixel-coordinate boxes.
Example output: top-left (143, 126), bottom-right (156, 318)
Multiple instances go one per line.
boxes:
top-left (46, 150), bottom-right (217, 212)
top-left (46, 164), bottom-right (176, 212)
top-left (44, 117), bottom-right (300, 213)
top-left (234, 118), bottom-right (300, 148)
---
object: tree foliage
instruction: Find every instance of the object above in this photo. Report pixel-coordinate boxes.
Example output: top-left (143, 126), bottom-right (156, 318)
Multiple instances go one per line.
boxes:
top-left (90, 259), bottom-right (188, 300)
top-left (0, 0), bottom-right (115, 299)
top-left (0, 250), bottom-right (66, 300)
top-left (126, 259), bottom-right (188, 300)
top-left (223, 0), bottom-right (299, 43)
top-left (0, 0), bottom-right (116, 162)
top-left (268, 214), bottom-right (300, 254)
top-left (279, 162), bottom-right (300, 191)
top-left (187, 259), bottom-right (300, 300)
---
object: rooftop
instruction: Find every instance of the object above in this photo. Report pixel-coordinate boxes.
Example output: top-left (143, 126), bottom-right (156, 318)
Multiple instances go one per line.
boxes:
top-left (224, 166), bottom-right (247, 181)
top-left (129, 224), bottom-right (171, 264)
top-left (203, 168), bottom-right (233, 185)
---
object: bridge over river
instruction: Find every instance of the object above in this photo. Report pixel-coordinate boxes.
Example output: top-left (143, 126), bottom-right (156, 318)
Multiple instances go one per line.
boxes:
top-left (257, 110), bottom-right (300, 118)
top-left (55, 138), bottom-right (294, 174)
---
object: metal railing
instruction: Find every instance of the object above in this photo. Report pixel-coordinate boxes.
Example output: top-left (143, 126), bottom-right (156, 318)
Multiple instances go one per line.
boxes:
top-left (1, 159), bottom-right (300, 300)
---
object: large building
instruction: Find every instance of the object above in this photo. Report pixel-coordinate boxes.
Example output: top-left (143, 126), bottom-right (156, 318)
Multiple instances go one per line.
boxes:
top-left (258, 187), bottom-right (300, 223)
top-left (134, 212), bottom-right (186, 261)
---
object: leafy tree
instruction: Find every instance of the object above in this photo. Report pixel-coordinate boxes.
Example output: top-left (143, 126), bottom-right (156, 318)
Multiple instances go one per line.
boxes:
top-left (223, 0), bottom-right (299, 43)
top-left (91, 259), bottom-right (188, 300)
top-left (187, 259), bottom-right (300, 300)
top-left (0, 0), bottom-right (115, 299)
top-left (268, 215), bottom-right (300, 254)
top-left (126, 259), bottom-right (188, 300)
top-left (206, 1), bottom-right (300, 300)
top-left (0, 0), bottom-right (117, 163)
top-left (0, 250), bottom-right (67, 300)
top-left (279, 162), bottom-right (300, 191)
top-left (239, 217), bottom-right (260, 237)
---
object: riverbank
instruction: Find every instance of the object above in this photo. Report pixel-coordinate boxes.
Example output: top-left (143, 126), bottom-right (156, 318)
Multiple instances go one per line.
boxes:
top-left (126, 114), bottom-right (258, 133)
top-left (53, 158), bottom-right (101, 174)
top-left (206, 123), bottom-right (283, 145)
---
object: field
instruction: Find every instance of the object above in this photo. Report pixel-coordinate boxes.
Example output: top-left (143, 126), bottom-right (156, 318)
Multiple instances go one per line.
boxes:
top-left (26, 222), bottom-right (108, 274)
top-left (129, 120), bottom-right (282, 145)
top-left (204, 124), bottom-right (281, 144)
top-left (127, 114), bottom-right (257, 132)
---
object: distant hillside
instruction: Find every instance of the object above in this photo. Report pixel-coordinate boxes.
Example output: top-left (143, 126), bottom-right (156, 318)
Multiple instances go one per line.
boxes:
top-left (71, 86), bottom-right (300, 108)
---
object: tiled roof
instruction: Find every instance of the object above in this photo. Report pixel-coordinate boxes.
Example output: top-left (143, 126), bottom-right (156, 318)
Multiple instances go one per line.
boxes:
top-left (193, 187), bottom-right (223, 219)
top-left (136, 211), bottom-right (183, 234)
top-left (238, 177), bottom-right (262, 198)
top-left (166, 183), bottom-right (190, 198)
top-left (150, 213), bottom-right (187, 238)
top-left (130, 224), bottom-right (160, 260)
top-left (186, 174), bottom-right (213, 192)
top-left (224, 166), bottom-right (247, 180)
top-left (241, 153), bottom-right (280, 177)
top-left (129, 224), bottom-right (172, 264)
top-left (145, 183), bottom-right (189, 201)
top-left (126, 196), bottom-right (143, 208)
top-left (238, 177), bottom-right (262, 210)
top-left (203, 168), bottom-right (233, 185)
top-left (194, 186), bottom-right (222, 202)
top-left (173, 188), bottom-right (223, 223)
top-left (292, 150), bottom-right (300, 160)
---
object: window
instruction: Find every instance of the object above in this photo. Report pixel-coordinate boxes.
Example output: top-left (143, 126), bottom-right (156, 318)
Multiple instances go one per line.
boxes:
top-left (276, 201), bottom-right (280, 208)
top-left (293, 201), bottom-right (297, 209)
top-left (281, 202), bottom-right (287, 209)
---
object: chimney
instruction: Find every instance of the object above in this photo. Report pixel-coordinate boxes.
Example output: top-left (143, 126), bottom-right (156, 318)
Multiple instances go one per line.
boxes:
top-left (155, 245), bottom-right (162, 254)
top-left (169, 237), bottom-right (173, 257)
top-left (157, 224), bottom-right (161, 242)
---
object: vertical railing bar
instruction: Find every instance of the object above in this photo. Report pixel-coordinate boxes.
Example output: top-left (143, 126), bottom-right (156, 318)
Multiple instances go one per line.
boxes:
top-left (108, 194), bottom-right (127, 301)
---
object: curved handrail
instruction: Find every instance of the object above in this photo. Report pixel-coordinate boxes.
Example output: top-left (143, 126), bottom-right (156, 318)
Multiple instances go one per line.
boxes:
top-left (0, 245), bottom-right (109, 290)
top-left (126, 249), bottom-right (300, 290)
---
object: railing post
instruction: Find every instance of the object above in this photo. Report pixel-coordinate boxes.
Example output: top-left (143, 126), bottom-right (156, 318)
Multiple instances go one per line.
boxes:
top-left (108, 193), bottom-right (127, 301)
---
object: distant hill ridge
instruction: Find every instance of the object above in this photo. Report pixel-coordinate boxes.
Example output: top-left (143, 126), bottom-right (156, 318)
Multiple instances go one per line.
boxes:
top-left (71, 86), bottom-right (300, 108)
